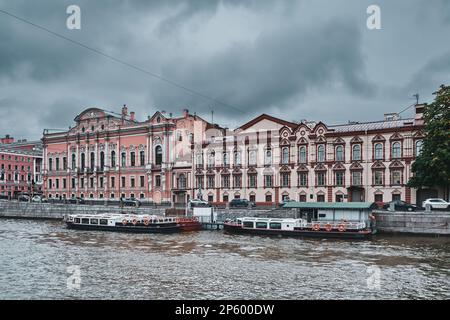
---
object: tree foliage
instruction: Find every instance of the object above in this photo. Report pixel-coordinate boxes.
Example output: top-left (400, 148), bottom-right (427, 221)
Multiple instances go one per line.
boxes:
top-left (408, 85), bottom-right (450, 189)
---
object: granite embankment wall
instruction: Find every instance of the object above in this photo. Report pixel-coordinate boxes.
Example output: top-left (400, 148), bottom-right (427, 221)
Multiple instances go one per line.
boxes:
top-left (373, 210), bottom-right (450, 236)
top-left (1, 200), bottom-right (449, 236)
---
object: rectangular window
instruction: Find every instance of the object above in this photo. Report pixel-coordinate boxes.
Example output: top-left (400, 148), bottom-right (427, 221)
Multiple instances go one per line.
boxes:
top-left (374, 171), bottom-right (383, 185)
top-left (71, 178), bottom-right (75, 189)
top-left (256, 222), bottom-right (268, 229)
top-left (48, 179), bottom-right (52, 189)
top-left (121, 153), bottom-right (126, 167)
top-left (208, 195), bottom-right (213, 202)
top-left (121, 177), bottom-right (126, 188)
top-left (391, 170), bottom-right (402, 185)
top-left (281, 173), bottom-right (290, 187)
top-left (140, 176), bottom-right (145, 188)
top-left (196, 176), bottom-right (204, 189)
top-left (221, 175), bottom-right (230, 188)
top-left (233, 175), bottom-right (242, 188)
top-left (392, 194), bottom-right (401, 201)
top-left (249, 175), bottom-right (257, 188)
top-left (249, 194), bottom-right (256, 203)
top-left (317, 173), bottom-right (325, 186)
top-left (336, 194), bottom-right (344, 202)
top-left (80, 178), bottom-right (84, 188)
top-left (243, 221), bottom-right (254, 228)
top-left (99, 177), bottom-right (104, 188)
top-left (374, 194), bottom-right (383, 203)
top-left (90, 178), bottom-right (94, 188)
top-left (352, 171), bottom-right (362, 186)
top-left (63, 157), bottom-right (67, 170)
top-left (317, 194), bottom-right (325, 202)
top-left (223, 194), bottom-right (229, 203)
top-left (269, 222), bottom-right (282, 230)
top-left (265, 194), bottom-right (272, 202)
top-left (155, 175), bottom-right (161, 187)
top-left (56, 158), bottom-right (60, 171)
top-left (335, 172), bottom-right (344, 186)
top-left (111, 177), bottom-right (115, 188)
top-left (131, 177), bottom-right (135, 188)
top-left (63, 179), bottom-right (67, 189)
top-left (207, 176), bottom-right (214, 188)
top-left (298, 173), bottom-right (308, 187)
top-left (264, 175), bottom-right (273, 188)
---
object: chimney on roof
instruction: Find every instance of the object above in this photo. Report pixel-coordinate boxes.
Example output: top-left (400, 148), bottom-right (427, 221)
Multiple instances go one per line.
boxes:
top-left (183, 108), bottom-right (189, 118)
top-left (130, 111), bottom-right (135, 121)
top-left (414, 103), bottom-right (426, 125)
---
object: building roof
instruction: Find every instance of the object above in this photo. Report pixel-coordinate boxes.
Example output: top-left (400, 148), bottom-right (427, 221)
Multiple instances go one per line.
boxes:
top-left (283, 202), bottom-right (376, 210)
top-left (237, 114), bottom-right (298, 131)
top-left (328, 118), bottom-right (416, 133)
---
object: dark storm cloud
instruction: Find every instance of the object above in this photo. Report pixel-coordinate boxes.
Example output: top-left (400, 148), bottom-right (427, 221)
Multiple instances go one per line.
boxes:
top-left (0, 0), bottom-right (449, 139)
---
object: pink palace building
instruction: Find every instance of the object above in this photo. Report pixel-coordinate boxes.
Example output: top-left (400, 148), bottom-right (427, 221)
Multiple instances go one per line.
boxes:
top-left (42, 106), bottom-right (216, 204)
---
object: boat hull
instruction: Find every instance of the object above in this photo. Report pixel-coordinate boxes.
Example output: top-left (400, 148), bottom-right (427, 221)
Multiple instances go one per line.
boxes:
top-left (223, 223), bottom-right (373, 239)
top-left (66, 222), bottom-right (180, 234)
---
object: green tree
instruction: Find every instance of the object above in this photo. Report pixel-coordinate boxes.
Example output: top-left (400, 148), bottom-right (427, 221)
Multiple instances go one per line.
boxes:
top-left (408, 85), bottom-right (450, 197)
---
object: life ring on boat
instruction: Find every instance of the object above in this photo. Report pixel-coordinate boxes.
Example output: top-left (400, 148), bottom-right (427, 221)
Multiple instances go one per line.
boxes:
top-left (143, 218), bottom-right (150, 226)
top-left (132, 218), bottom-right (138, 225)
top-left (325, 223), bottom-right (332, 232)
top-left (312, 223), bottom-right (321, 231)
top-left (122, 219), bottom-right (128, 226)
top-left (338, 223), bottom-right (346, 232)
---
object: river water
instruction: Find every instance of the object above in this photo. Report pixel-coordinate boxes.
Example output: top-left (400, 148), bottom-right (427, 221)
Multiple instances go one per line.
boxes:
top-left (0, 218), bottom-right (448, 300)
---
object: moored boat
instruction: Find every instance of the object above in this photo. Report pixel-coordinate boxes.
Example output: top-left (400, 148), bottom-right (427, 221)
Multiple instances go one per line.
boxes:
top-left (175, 216), bottom-right (203, 231)
top-left (65, 213), bottom-right (180, 233)
top-left (224, 217), bottom-right (374, 239)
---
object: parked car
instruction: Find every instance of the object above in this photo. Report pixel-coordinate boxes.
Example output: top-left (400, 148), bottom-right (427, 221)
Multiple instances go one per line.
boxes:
top-left (422, 198), bottom-right (450, 210)
top-left (18, 194), bottom-right (30, 202)
top-left (32, 195), bottom-right (48, 203)
top-left (229, 198), bottom-right (256, 208)
top-left (120, 197), bottom-right (141, 207)
top-left (69, 197), bottom-right (85, 204)
top-left (188, 199), bottom-right (211, 208)
top-left (382, 200), bottom-right (417, 212)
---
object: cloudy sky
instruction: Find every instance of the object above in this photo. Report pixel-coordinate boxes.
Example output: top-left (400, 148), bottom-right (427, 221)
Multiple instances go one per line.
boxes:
top-left (0, 0), bottom-right (449, 140)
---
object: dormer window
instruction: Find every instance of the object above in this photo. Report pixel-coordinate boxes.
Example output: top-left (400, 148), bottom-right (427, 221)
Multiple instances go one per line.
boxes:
top-left (157, 117), bottom-right (161, 123)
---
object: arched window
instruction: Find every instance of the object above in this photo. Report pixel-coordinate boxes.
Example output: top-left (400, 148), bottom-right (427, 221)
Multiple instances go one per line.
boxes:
top-left (90, 152), bottom-right (95, 170)
top-left (374, 143), bottom-right (383, 160)
top-left (121, 152), bottom-right (126, 167)
top-left (111, 151), bottom-right (116, 167)
top-left (155, 146), bottom-right (163, 165)
top-left (392, 142), bottom-right (401, 159)
top-left (415, 140), bottom-right (423, 156)
top-left (71, 154), bottom-right (76, 170)
top-left (299, 146), bottom-right (307, 164)
top-left (265, 149), bottom-right (272, 165)
top-left (249, 150), bottom-right (257, 166)
top-left (80, 153), bottom-right (85, 170)
top-left (223, 152), bottom-right (229, 166)
top-left (234, 151), bottom-right (241, 166)
top-left (100, 151), bottom-right (105, 169)
top-left (352, 144), bottom-right (361, 161)
top-left (282, 147), bottom-right (289, 164)
top-left (130, 151), bottom-right (136, 167)
top-left (208, 152), bottom-right (215, 167)
top-left (335, 145), bottom-right (344, 162)
top-left (317, 145), bottom-right (325, 162)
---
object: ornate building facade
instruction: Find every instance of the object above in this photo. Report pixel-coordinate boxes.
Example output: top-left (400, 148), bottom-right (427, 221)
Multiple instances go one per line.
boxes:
top-left (191, 105), bottom-right (428, 206)
top-left (42, 104), bottom-right (432, 206)
top-left (42, 106), bottom-right (214, 204)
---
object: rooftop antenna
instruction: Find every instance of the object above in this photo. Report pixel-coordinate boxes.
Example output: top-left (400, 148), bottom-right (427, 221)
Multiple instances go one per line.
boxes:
top-left (413, 93), bottom-right (419, 105)
top-left (211, 110), bottom-right (214, 125)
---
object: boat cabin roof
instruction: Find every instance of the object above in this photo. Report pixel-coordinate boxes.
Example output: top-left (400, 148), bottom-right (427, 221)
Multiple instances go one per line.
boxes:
top-left (282, 202), bottom-right (376, 210)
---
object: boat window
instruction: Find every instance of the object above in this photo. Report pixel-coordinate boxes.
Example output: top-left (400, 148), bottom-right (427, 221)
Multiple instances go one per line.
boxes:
top-left (255, 222), bottom-right (268, 229)
top-left (74, 218), bottom-right (81, 223)
top-left (81, 218), bottom-right (89, 224)
top-left (319, 214), bottom-right (326, 218)
top-left (269, 222), bottom-right (282, 229)
top-left (90, 219), bottom-right (99, 225)
top-left (100, 219), bottom-right (108, 225)
top-left (243, 221), bottom-right (254, 228)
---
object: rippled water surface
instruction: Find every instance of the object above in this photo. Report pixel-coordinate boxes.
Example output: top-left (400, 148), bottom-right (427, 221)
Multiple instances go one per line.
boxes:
top-left (0, 219), bottom-right (449, 299)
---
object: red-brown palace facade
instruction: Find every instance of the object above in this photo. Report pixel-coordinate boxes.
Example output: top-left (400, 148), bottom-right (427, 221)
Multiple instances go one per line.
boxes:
top-left (42, 104), bottom-right (437, 206)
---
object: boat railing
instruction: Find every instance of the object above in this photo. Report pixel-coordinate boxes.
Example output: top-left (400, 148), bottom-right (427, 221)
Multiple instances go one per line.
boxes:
top-left (305, 221), bottom-right (366, 230)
